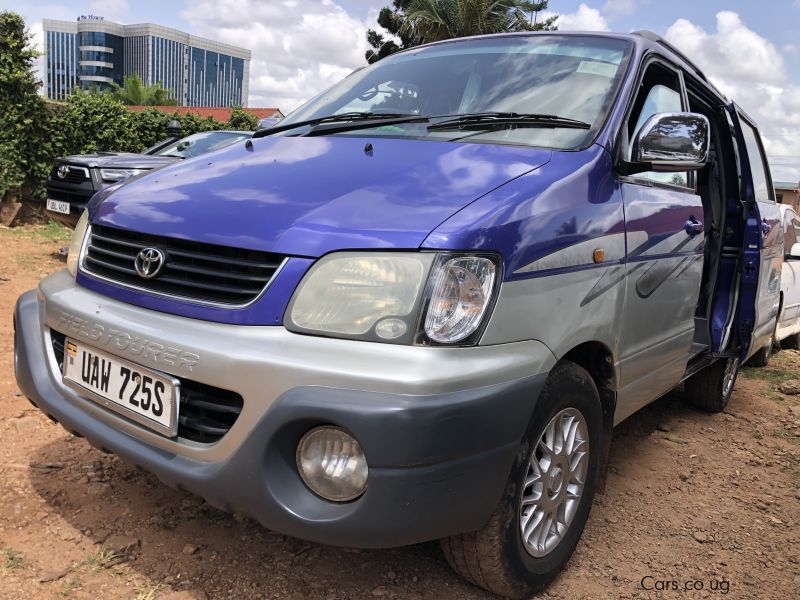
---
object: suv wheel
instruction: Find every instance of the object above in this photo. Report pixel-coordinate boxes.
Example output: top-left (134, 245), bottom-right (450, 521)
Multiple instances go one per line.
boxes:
top-left (748, 340), bottom-right (773, 367)
top-left (440, 361), bottom-right (603, 599)
top-left (684, 356), bottom-right (739, 413)
top-left (781, 332), bottom-right (800, 350)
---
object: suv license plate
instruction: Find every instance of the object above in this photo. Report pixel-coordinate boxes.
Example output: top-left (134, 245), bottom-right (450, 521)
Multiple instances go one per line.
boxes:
top-left (62, 338), bottom-right (180, 437)
top-left (46, 199), bottom-right (71, 215)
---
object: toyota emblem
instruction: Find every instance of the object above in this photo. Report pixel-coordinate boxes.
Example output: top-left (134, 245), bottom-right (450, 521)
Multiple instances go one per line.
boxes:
top-left (57, 165), bottom-right (70, 179)
top-left (134, 247), bottom-right (165, 279)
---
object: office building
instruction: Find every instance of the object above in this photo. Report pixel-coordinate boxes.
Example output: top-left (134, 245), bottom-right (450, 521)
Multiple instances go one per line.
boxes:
top-left (43, 16), bottom-right (251, 107)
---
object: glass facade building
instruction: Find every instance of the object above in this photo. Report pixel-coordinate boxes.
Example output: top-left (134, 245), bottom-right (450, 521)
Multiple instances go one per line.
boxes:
top-left (43, 18), bottom-right (251, 107)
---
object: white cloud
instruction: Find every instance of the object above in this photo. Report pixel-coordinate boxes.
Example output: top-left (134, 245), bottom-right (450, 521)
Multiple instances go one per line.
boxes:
top-left (180, 0), bottom-right (373, 113)
top-left (552, 3), bottom-right (609, 32)
top-left (602, 0), bottom-right (638, 16)
top-left (665, 11), bottom-right (800, 182)
top-left (89, 0), bottom-right (129, 20)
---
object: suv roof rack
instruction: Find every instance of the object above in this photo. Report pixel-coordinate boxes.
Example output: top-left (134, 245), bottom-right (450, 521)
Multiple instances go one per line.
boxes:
top-left (633, 30), bottom-right (728, 101)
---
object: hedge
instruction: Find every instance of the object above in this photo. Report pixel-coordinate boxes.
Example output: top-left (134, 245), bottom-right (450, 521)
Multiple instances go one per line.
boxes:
top-left (7, 92), bottom-right (257, 203)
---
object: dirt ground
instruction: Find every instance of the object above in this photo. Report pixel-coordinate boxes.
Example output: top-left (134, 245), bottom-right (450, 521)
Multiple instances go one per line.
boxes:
top-left (0, 223), bottom-right (799, 600)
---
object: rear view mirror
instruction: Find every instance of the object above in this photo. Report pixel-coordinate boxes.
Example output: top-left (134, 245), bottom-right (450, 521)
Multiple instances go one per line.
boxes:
top-left (789, 242), bottom-right (800, 260)
top-left (625, 112), bottom-right (710, 174)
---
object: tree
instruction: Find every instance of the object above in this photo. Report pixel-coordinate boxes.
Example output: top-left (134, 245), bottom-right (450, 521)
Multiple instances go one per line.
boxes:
top-left (365, 0), bottom-right (557, 63)
top-left (227, 106), bottom-right (258, 131)
top-left (365, 1), bottom-right (417, 64)
top-left (0, 11), bottom-right (60, 207)
top-left (111, 74), bottom-right (177, 106)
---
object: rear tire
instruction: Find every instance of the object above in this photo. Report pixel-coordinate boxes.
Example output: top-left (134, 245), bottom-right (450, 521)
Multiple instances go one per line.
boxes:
top-left (748, 340), bottom-right (773, 367)
top-left (781, 332), bottom-right (800, 350)
top-left (684, 356), bottom-right (739, 412)
top-left (440, 361), bottom-right (603, 599)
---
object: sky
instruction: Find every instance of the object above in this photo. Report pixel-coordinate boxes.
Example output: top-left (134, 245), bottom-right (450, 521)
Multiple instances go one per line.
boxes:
top-left (4, 0), bottom-right (800, 181)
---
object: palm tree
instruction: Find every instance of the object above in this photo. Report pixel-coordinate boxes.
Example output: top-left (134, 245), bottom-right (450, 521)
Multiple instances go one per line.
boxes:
top-left (111, 74), bottom-right (177, 106)
top-left (404, 0), bottom-right (556, 43)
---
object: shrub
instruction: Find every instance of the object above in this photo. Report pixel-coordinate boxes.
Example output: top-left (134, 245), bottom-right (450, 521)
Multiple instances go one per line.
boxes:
top-left (227, 106), bottom-right (259, 131)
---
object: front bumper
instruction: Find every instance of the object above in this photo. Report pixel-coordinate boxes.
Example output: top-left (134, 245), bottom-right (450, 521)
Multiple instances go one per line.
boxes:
top-left (46, 182), bottom-right (94, 229)
top-left (14, 272), bottom-right (555, 547)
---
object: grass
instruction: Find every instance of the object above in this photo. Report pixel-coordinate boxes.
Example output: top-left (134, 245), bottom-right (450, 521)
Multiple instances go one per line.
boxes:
top-left (78, 548), bottom-right (121, 573)
top-left (0, 219), bottom-right (71, 242)
top-left (59, 578), bottom-right (82, 597)
top-left (1, 547), bottom-right (23, 569)
top-left (740, 364), bottom-right (796, 385)
top-left (740, 350), bottom-right (800, 403)
top-left (133, 582), bottom-right (165, 600)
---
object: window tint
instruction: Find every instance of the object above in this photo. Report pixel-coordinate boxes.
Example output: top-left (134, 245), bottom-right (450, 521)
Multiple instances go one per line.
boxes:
top-left (280, 35), bottom-right (632, 150)
top-left (627, 65), bottom-right (687, 188)
top-left (739, 121), bottom-right (773, 202)
top-left (156, 131), bottom-right (251, 158)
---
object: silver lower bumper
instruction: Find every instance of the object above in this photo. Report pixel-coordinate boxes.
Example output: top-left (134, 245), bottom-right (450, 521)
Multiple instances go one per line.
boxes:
top-left (31, 270), bottom-right (556, 463)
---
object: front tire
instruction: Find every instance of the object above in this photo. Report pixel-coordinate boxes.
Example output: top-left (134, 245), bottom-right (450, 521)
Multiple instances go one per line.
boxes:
top-left (440, 361), bottom-right (603, 599)
top-left (684, 356), bottom-right (739, 412)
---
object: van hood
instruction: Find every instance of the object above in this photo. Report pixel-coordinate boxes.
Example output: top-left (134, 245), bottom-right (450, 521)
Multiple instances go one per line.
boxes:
top-left (92, 136), bottom-right (550, 257)
top-left (60, 153), bottom-right (179, 169)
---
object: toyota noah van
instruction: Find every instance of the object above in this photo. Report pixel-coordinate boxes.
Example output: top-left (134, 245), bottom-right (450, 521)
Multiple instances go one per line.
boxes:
top-left (14, 31), bottom-right (782, 597)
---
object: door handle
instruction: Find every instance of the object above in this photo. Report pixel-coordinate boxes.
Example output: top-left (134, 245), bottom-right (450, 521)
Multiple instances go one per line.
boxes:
top-left (762, 218), bottom-right (771, 237)
top-left (684, 216), bottom-right (704, 237)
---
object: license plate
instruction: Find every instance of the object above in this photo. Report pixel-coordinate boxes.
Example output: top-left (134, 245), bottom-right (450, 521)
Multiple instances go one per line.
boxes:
top-left (62, 338), bottom-right (180, 437)
top-left (47, 199), bottom-right (71, 215)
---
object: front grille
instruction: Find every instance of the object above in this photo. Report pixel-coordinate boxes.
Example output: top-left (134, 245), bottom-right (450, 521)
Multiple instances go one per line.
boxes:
top-left (45, 188), bottom-right (92, 204)
top-left (83, 224), bottom-right (284, 305)
top-left (51, 331), bottom-right (244, 444)
top-left (50, 165), bottom-right (91, 184)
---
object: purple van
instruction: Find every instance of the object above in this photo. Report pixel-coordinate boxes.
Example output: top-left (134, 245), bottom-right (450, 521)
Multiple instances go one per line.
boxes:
top-left (15, 31), bottom-right (781, 597)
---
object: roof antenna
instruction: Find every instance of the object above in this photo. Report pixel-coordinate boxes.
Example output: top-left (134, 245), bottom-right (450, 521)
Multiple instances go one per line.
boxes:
top-left (364, 142), bottom-right (373, 156)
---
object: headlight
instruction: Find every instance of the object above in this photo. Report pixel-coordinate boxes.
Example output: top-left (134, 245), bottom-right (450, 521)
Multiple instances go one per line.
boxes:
top-left (285, 252), bottom-right (499, 345)
top-left (66, 210), bottom-right (89, 277)
top-left (286, 253), bottom-right (435, 343)
top-left (99, 168), bottom-right (147, 182)
top-left (296, 427), bottom-right (368, 502)
top-left (424, 256), bottom-right (496, 343)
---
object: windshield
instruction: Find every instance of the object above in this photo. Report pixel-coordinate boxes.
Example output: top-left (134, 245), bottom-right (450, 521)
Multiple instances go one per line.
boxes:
top-left (281, 35), bottom-right (632, 149)
top-left (156, 131), bottom-right (252, 158)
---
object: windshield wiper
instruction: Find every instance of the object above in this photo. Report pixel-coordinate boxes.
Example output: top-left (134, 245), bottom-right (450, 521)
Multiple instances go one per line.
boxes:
top-left (252, 112), bottom-right (427, 138)
top-left (427, 112), bottom-right (591, 132)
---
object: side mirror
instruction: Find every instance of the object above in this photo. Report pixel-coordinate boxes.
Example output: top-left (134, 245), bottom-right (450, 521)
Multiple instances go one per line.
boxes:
top-left (624, 112), bottom-right (710, 175)
top-left (167, 119), bottom-right (182, 137)
top-left (789, 242), bottom-right (800, 260)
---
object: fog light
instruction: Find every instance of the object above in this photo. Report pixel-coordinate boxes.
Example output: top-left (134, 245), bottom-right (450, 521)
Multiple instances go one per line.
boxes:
top-left (296, 427), bottom-right (368, 502)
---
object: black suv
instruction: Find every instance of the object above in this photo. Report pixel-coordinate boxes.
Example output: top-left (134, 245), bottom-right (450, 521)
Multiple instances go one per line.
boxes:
top-left (46, 130), bottom-right (253, 227)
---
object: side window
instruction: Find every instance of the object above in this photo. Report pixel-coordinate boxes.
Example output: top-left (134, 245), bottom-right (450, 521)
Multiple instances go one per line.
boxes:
top-left (784, 211), bottom-right (797, 251)
top-left (795, 218), bottom-right (800, 251)
top-left (627, 63), bottom-right (687, 188)
top-left (739, 120), bottom-right (773, 202)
